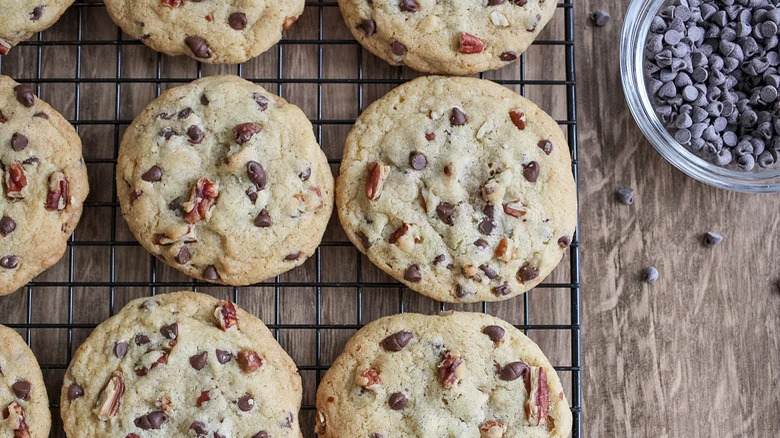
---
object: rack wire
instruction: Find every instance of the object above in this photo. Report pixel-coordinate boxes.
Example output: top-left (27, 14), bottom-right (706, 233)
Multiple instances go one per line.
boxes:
top-left (0, 2), bottom-right (580, 437)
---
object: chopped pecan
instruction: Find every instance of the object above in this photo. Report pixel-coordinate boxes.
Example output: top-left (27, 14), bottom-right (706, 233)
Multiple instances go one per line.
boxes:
top-left (44, 171), bottom-right (69, 210)
top-left (388, 223), bottom-right (421, 251)
top-left (525, 366), bottom-right (549, 426)
top-left (0, 39), bottom-right (10, 56)
top-left (479, 420), bottom-right (507, 438)
top-left (183, 177), bottom-right (219, 223)
top-left (94, 371), bottom-right (124, 421)
top-left (314, 411), bottom-right (326, 435)
top-left (237, 350), bottom-right (263, 373)
top-left (154, 224), bottom-right (197, 245)
top-left (503, 199), bottom-right (526, 218)
top-left (459, 32), bottom-right (484, 54)
top-left (365, 162), bottom-right (390, 200)
top-left (482, 179), bottom-right (505, 205)
top-left (509, 110), bottom-right (527, 130)
top-left (196, 390), bottom-right (210, 407)
top-left (436, 350), bottom-right (465, 389)
top-left (4, 163), bottom-right (27, 199)
top-left (495, 237), bottom-right (516, 262)
top-left (355, 368), bottom-right (382, 390)
top-left (160, 0), bottom-right (182, 6)
top-left (283, 16), bottom-right (298, 30)
top-left (463, 264), bottom-right (479, 278)
top-left (215, 301), bottom-right (238, 331)
top-left (157, 395), bottom-right (173, 412)
top-left (135, 350), bottom-right (168, 375)
top-left (233, 122), bottom-right (262, 144)
top-left (3, 402), bottom-right (30, 438)
top-left (0, 110), bottom-right (6, 123)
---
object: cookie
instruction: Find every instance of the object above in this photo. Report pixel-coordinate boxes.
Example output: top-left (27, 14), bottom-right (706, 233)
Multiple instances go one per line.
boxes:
top-left (315, 311), bottom-right (572, 437)
top-left (338, 0), bottom-right (557, 74)
top-left (0, 75), bottom-right (89, 296)
top-left (0, 323), bottom-right (51, 438)
top-left (0, 1), bottom-right (75, 55)
top-left (104, 0), bottom-right (304, 64)
top-left (117, 75), bottom-right (334, 285)
top-left (61, 291), bottom-right (303, 438)
top-left (336, 76), bottom-right (576, 303)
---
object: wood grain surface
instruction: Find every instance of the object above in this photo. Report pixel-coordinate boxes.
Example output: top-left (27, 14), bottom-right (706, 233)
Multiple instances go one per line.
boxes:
top-left (0, 1), bottom-right (776, 437)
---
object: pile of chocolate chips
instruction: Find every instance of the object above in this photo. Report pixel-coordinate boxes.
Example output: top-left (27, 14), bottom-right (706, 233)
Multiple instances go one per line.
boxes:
top-left (644, 0), bottom-right (780, 170)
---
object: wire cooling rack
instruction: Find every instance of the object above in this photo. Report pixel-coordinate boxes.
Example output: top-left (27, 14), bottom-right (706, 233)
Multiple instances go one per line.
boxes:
top-left (0, 1), bottom-right (580, 437)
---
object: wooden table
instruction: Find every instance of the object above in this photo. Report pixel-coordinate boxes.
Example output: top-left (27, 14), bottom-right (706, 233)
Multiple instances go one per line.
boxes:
top-left (0, 2), bottom-right (777, 437)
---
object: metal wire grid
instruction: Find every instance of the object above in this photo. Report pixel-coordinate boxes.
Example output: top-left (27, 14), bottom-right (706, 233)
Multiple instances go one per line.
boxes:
top-left (0, 1), bottom-right (580, 437)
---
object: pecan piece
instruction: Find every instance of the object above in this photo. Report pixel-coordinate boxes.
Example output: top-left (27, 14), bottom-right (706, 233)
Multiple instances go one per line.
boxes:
top-left (154, 224), bottom-right (197, 245)
top-left (459, 32), bottom-right (484, 54)
top-left (436, 350), bottom-right (465, 389)
top-left (135, 350), bottom-right (168, 376)
top-left (365, 162), bottom-right (390, 200)
top-left (161, 0), bottom-right (182, 6)
top-left (525, 366), bottom-right (549, 426)
top-left (44, 171), bottom-right (69, 210)
top-left (94, 371), bottom-right (124, 421)
top-left (196, 390), bottom-right (210, 407)
top-left (183, 177), bottom-right (219, 223)
top-left (233, 122), bottom-right (262, 144)
top-left (495, 237), bottom-right (516, 262)
top-left (283, 16), bottom-right (298, 30)
top-left (3, 402), bottom-right (30, 438)
top-left (215, 301), bottom-right (238, 331)
top-left (0, 39), bottom-right (10, 56)
top-left (237, 350), bottom-right (263, 373)
top-left (480, 420), bottom-right (507, 438)
top-left (509, 109), bottom-right (527, 130)
top-left (355, 368), bottom-right (382, 390)
top-left (4, 163), bottom-right (27, 199)
top-left (503, 199), bottom-right (526, 218)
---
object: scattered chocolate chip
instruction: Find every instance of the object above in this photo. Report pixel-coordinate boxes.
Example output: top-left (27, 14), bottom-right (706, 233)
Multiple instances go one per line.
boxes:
top-left (134, 411), bottom-right (167, 430)
top-left (200, 95), bottom-right (209, 106)
top-left (482, 325), bottom-right (505, 342)
top-left (0, 255), bottom-right (18, 269)
top-left (409, 151), bottom-right (427, 170)
top-left (436, 202), bottom-right (455, 225)
top-left (253, 93), bottom-right (268, 111)
top-left (247, 161), bottom-right (266, 190)
top-left (399, 0), bottom-right (418, 12)
top-left (12, 380), bottom-right (31, 400)
top-left (67, 384), bottom-right (84, 401)
top-left (702, 231), bottom-right (723, 247)
top-left (246, 189), bottom-right (258, 204)
top-left (159, 127), bottom-right (177, 140)
top-left (141, 166), bottom-right (162, 182)
top-left (0, 216), bottom-right (16, 237)
top-left (382, 331), bottom-right (413, 351)
top-left (187, 125), bottom-right (204, 144)
top-left (216, 349), bottom-right (233, 364)
top-left (517, 263), bottom-right (539, 282)
top-left (135, 334), bottom-right (150, 345)
top-left (450, 107), bottom-right (467, 126)
top-left (616, 187), bottom-right (634, 205)
top-left (160, 323), bottom-right (178, 340)
top-left (11, 133), bottom-right (28, 151)
top-left (478, 217), bottom-right (494, 235)
top-left (234, 122), bottom-right (262, 144)
top-left (455, 284), bottom-right (472, 298)
top-left (190, 421), bottom-right (208, 437)
top-left (178, 107), bottom-right (193, 119)
top-left (228, 12), bottom-right (248, 30)
top-left (252, 432), bottom-right (269, 438)
top-left (538, 139), bottom-right (553, 155)
top-left (358, 19), bottom-right (376, 37)
top-left (642, 266), bottom-right (659, 284)
top-left (254, 208), bottom-right (272, 227)
top-left (404, 263), bottom-right (422, 282)
top-left (492, 282), bottom-right (511, 296)
top-left (203, 265), bottom-right (220, 281)
top-left (114, 341), bottom-right (128, 359)
top-left (22, 156), bottom-right (39, 165)
top-left (474, 239), bottom-right (489, 249)
top-left (184, 36), bottom-right (211, 58)
top-left (499, 361), bottom-right (529, 381)
top-left (33, 112), bottom-right (48, 119)
top-left (174, 246), bottom-right (191, 264)
top-left (488, 0), bottom-right (505, 4)
top-left (30, 5), bottom-right (45, 21)
top-left (558, 236), bottom-right (571, 248)
top-left (522, 161), bottom-right (539, 182)
top-left (391, 41), bottom-right (407, 56)
top-left (357, 231), bottom-right (372, 249)
top-left (479, 264), bottom-right (498, 279)
top-left (158, 112), bottom-right (173, 120)
top-left (388, 392), bottom-right (407, 410)
top-left (14, 85), bottom-right (35, 107)
top-left (281, 413), bottom-right (294, 428)
top-left (190, 351), bottom-right (208, 370)
top-left (284, 252), bottom-right (301, 261)
top-left (433, 254), bottom-right (446, 265)
top-left (237, 394), bottom-right (254, 412)
top-left (500, 51), bottom-right (518, 62)
top-left (169, 197), bottom-right (183, 215)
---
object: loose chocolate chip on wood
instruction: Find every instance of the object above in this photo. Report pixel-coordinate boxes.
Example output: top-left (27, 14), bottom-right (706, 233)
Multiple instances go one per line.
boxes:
top-left (436, 202), bottom-right (455, 225)
top-left (358, 19), bottom-right (376, 37)
top-left (399, 0), bottom-right (418, 12)
top-left (11, 133), bottom-right (28, 151)
top-left (237, 394), bottom-right (254, 412)
top-left (67, 384), bottom-right (84, 401)
top-left (0, 255), bottom-right (18, 269)
top-left (141, 166), bottom-right (162, 182)
top-left (184, 36), bottom-right (211, 58)
top-left (522, 161), bottom-right (539, 182)
top-left (247, 161), bottom-right (267, 190)
top-left (450, 107), bottom-right (467, 126)
top-left (409, 151), bottom-right (427, 169)
top-left (499, 361), bottom-right (529, 381)
top-left (391, 41), bottom-right (407, 56)
top-left (500, 51), bottom-right (518, 61)
top-left (517, 263), bottom-right (539, 282)
top-left (175, 246), bottom-right (191, 264)
top-left (160, 323), bottom-right (178, 340)
top-left (254, 208), bottom-right (272, 227)
top-left (216, 349), bottom-right (232, 364)
top-left (404, 264), bottom-right (422, 282)
top-left (538, 139), bottom-right (553, 155)
top-left (482, 325), bottom-right (505, 342)
top-left (12, 380), bottom-right (31, 400)
top-left (228, 12), bottom-right (248, 30)
top-left (190, 421), bottom-right (208, 437)
top-left (14, 85), bottom-right (35, 107)
top-left (114, 341), bottom-right (128, 359)
top-left (616, 187), bottom-right (634, 205)
top-left (0, 216), bottom-right (16, 237)
top-left (190, 351), bottom-right (208, 370)
top-left (382, 331), bottom-right (413, 351)
top-left (702, 231), bottom-right (723, 247)
top-left (187, 125), bottom-right (204, 144)
top-left (591, 10), bottom-right (610, 26)
top-left (204, 265), bottom-right (220, 281)
top-left (388, 392), bottom-right (407, 410)
top-left (642, 266), bottom-right (659, 284)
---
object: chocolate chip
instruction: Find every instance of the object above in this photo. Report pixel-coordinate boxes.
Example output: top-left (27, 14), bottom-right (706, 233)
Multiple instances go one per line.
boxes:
top-left (522, 161), bottom-right (539, 182)
top-left (247, 161), bottom-right (266, 190)
top-left (474, 239), bottom-right (489, 249)
top-left (370, 434), bottom-right (383, 438)
top-left (228, 12), bottom-right (248, 30)
top-left (12, 380), bottom-right (31, 400)
top-left (159, 127), bottom-right (177, 140)
top-left (388, 392), bottom-right (407, 410)
top-left (184, 36), bottom-right (211, 58)
top-left (178, 107), bottom-right (193, 119)
top-left (455, 284), bottom-right (472, 298)
top-left (200, 95), bottom-right (209, 106)
top-left (175, 246), bottom-right (191, 264)
top-left (616, 187), bottom-right (634, 205)
top-left (169, 197), bottom-right (184, 215)
top-left (358, 19), bottom-right (376, 37)
top-left (254, 208), bottom-right (272, 227)
top-left (114, 341), bottom-right (128, 359)
top-left (517, 263), bottom-right (539, 282)
top-left (252, 432), bottom-right (269, 438)
top-left (14, 85), bottom-right (35, 107)
top-left (234, 122), bottom-right (262, 144)
top-left (141, 165), bottom-right (162, 182)
top-left (0, 216), bottom-right (16, 237)
top-left (538, 139), bottom-right (553, 155)
top-left (488, 0), bottom-right (505, 5)
top-left (187, 125), bottom-right (204, 144)
top-left (642, 266), bottom-right (659, 284)
top-left (134, 411), bottom-right (167, 430)
top-left (281, 413), bottom-right (294, 428)
top-left (558, 236), bottom-right (572, 248)
top-left (237, 394), bottom-right (254, 412)
top-left (479, 264), bottom-right (498, 279)
top-left (189, 351), bottom-right (208, 370)
top-left (30, 5), bottom-right (45, 20)
top-left (204, 265), bottom-right (220, 281)
top-left (591, 10), bottom-right (610, 26)
top-left (246, 189), bottom-right (258, 204)
top-left (391, 41), bottom-right (407, 56)
top-left (253, 93), bottom-right (269, 111)
top-left (0, 255), bottom-right (18, 269)
top-left (160, 323), bottom-right (178, 340)
top-left (382, 331), bottom-right (413, 351)
top-left (22, 156), bottom-right (39, 165)
top-left (11, 133), bottom-right (28, 151)
top-left (135, 334), bottom-right (150, 345)
top-left (67, 384), bottom-right (83, 401)
top-left (404, 263), bottom-right (422, 282)
top-left (190, 421), bottom-right (208, 437)
top-left (482, 325), bottom-right (505, 342)
top-left (436, 202), bottom-right (455, 225)
top-left (433, 254), bottom-right (445, 265)
top-left (500, 51), bottom-right (518, 61)
top-left (409, 151), bottom-right (427, 170)
top-left (33, 112), bottom-right (47, 119)
top-left (702, 231), bottom-right (723, 247)
top-left (216, 349), bottom-right (232, 364)
top-left (492, 282), bottom-right (511, 296)
top-left (357, 231), bottom-right (372, 249)
top-left (284, 252), bottom-right (301, 261)
top-left (298, 167), bottom-right (312, 181)
top-left (478, 217), bottom-right (494, 235)
top-left (499, 361), bottom-right (529, 381)
top-left (450, 107), bottom-right (467, 126)
top-left (399, 0), bottom-right (418, 12)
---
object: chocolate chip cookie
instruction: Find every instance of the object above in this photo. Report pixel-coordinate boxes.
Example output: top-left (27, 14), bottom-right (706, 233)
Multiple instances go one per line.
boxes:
top-left (315, 311), bottom-right (572, 437)
top-left (104, 0), bottom-right (304, 64)
top-left (0, 1), bottom-right (75, 55)
top-left (338, 0), bottom-right (557, 74)
top-left (0, 75), bottom-right (89, 296)
top-left (336, 76), bottom-right (576, 303)
top-left (61, 291), bottom-right (303, 438)
top-left (0, 323), bottom-right (51, 438)
top-left (117, 75), bottom-right (334, 285)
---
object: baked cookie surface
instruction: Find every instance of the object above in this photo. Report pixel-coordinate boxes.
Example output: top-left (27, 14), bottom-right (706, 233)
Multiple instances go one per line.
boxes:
top-left (104, 0), bottom-right (304, 64)
top-left (315, 312), bottom-right (572, 438)
top-left (117, 75), bottom-right (334, 285)
top-left (336, 76), bottom-right (576, 303)
top-left (0, 75), bottom-right (89, 296)
top-left (0, 1), bottom-right (75, 54)
top-left (0, 324), bottom-right (51, 438)
top-left (338, 0), bottom-right (557, 74)
top-left (61, 291), bottom-right (303, 438)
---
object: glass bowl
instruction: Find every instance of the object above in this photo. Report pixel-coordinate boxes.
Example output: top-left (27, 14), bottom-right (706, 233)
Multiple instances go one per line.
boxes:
top-left (620, 0), bottom-right (780, 193)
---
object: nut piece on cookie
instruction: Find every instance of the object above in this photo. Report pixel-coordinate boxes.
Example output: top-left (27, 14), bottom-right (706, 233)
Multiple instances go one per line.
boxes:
top-left (525, 366), bottom-right (550, 427)
top-left (436, 349), bottom-right (465, 389)
top-left (3, 402), bottom-right (30, 437)
top-left (94, 371), bottom-right (125, 421)
top-left (365, 162), bottom-right (390, 200)
top-left (355, 368), bottom-right (382, 390)
top-left (480, 420), bottom-right (507, 438)
top-left (215, 301), bottom-right (238, 331)
top-left (183, 177), bottom-right (219, 223)
top-left (237, 350), bottom-right (263, 373)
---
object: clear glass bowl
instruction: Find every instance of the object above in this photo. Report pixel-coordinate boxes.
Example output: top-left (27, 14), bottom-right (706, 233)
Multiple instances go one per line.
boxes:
top-left (620, 0), bottom-right (780, 193)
